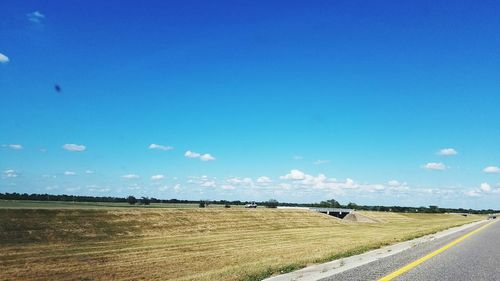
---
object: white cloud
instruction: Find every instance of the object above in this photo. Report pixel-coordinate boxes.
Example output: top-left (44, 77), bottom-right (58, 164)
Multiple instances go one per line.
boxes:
top-left (200, 153), bottom-right (216, 161)
top-left (2, 169), bottom-right (18, 179)
top-left (278, 170), bottom-right (406, 195)
top-left (293, 155), bottom-right (303, 160)
top-left (151, 174), bottom-right (165, 181)
top-left (423, 162), bottom-right (446, 171)
top-left (185, 150), bottom-right (215, 161)
top-left (185, 150), bottom-right (201, 158)
top-left (483, 166), bottom-right (500, 174)
top-left (438, 148), bottom-right (458, 156)
top-left (27, 11), bottom-right (45, 23)
top-left (226, 177), bottom-right (253, 187)
top-left (64, 171), bottom-right (76, 176)
top-left (280, 170), bottom-right (335, 190)
top-left (279, 183), bottom-right (292, 190)
top-left (221, 185), bottom-right (236, 190)
top-left (480, 182), bottom-right (491, 192)
top-left (3, 169), bottom-right (17, 175)
top-left (158, 185), bottom-right (169, 191)
top-left (367, 184), bottom-right (387, 192)
top-left (62, 144), bottom-right (86, 152)
top-left (301, 173), bottom-right (327, 186)
top-left (464, 182), bottom-right (500, 198)
top-left (464, 190), bottom-right (481, 197)
top-left (280, 169), bottom-right (306, 180)
top-left (280, 170), bottom-right (354, 192)
top-left (2, 144), bottom-right (23, 150)
top-left (87, 185), bottom-right (110, 192)
top-left (122, 174), bottom-right (140, 180)
top-left (148, 143), bottom-right (173, 151)
top-left (201, 180), bottom-right (216, 187)
top-left (345, 178), bottom-right (355, 188)
top-left (0, 53), bottom-right (9, 63)
top-left (173, 184), bottom-right (181, 191)
top-left (85, 170), bottom-right (94, 174)
top-left (128, 183), bottom-right (142, 190)
top-left (256, 176), bottom-right (272, 184)
top-left (187, 175), bottom-right (218, 188)
top-left (313, 160), bottom-right (330, 165)
top-left (226, 177), bottom-right (243, 184)
top-left (388, 180), bottom-right (402, 187)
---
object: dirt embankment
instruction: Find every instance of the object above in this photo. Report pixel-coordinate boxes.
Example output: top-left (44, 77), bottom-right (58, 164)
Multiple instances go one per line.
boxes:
top-left (343, 212), bottom-right (380, 223)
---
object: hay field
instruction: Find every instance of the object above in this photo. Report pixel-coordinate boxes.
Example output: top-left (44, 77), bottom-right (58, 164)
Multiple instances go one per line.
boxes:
top-left (0, 208), bottom-right (482, 281)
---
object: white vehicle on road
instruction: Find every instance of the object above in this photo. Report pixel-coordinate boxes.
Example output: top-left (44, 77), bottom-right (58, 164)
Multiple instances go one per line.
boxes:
top-left (245, 202), bottom-right (257, 208)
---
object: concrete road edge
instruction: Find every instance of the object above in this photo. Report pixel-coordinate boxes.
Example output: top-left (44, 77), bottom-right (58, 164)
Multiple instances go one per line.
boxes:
top-left (263, 220), bottom-right (488, 281)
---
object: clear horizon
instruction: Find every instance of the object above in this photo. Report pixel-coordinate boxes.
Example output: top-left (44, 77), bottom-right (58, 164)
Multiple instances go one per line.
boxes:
top-left (1, 1), bottom-right (500, 209)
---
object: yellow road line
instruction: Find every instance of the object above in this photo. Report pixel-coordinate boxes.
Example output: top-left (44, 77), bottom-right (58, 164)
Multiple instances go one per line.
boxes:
top-left (378, 221), bottom-right (496, 281)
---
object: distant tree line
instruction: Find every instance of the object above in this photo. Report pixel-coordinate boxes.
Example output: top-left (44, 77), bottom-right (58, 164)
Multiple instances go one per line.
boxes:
top-left (0, 192), bottom-right (271, 206)
top-left (0, 192), bottom-right (129, 203)
top-left (0, 192), bottom-right (497, 214)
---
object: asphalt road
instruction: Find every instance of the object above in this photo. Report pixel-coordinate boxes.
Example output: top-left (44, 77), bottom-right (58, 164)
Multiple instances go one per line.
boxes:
top-left (320, 220), bottom-right (499, 281)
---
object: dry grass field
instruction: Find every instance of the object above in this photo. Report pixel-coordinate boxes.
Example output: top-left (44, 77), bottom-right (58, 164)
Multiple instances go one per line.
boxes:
top-left (0, 208), bottom-right (483, 281)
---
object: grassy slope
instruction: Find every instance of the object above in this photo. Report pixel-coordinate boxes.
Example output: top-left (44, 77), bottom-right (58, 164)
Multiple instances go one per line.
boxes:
top-left (0, 208), bottom-right (483, 281)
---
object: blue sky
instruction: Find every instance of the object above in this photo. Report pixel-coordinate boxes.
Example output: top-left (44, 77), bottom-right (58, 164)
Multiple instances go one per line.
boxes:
top-left (1, 1), bottom-right (500, 209)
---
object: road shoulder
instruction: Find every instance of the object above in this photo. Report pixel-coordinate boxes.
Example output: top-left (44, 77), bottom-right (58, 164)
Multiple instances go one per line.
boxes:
top-left (264, 220), bottom-right (488, 281)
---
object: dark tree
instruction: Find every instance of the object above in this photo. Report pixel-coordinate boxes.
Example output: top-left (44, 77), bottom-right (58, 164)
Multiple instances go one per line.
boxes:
top-left (199, 200), bottom-right (211, 208)
top-left (127, 196), bottom-right (137, 205)
top-left (319, 199), bottom-right (341, 208)
top-left (140, 197), bottom-right (151, 205)
top-left (265, 199), bottom-right (279, 208)
top-left (429, 205), bottom-right (440, 213)
top-left (347, 202), bottom-right (358, 209)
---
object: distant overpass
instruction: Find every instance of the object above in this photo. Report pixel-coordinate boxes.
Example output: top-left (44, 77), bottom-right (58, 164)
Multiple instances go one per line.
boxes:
top-left (310, 208), bottom-right (353, 219)
top-left (276, 207), bottom-right (354, 219)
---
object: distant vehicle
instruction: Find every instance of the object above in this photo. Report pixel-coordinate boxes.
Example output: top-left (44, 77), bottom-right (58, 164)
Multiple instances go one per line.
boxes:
top-left (245, 202), bottom-right (257, 208)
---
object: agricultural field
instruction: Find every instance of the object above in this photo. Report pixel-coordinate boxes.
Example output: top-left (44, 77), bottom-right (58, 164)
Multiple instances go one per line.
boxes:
top-left (0, 207), bottom-right (483, 281)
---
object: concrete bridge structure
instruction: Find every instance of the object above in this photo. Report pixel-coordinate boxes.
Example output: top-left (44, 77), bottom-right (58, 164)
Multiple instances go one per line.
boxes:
top-left (310, 208), bottom-right (353, 219)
